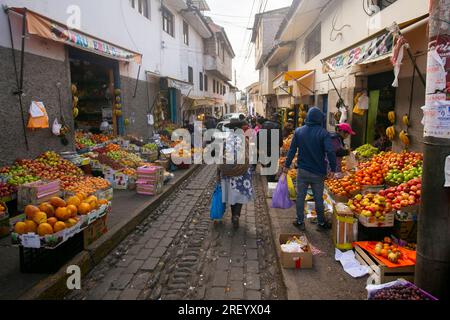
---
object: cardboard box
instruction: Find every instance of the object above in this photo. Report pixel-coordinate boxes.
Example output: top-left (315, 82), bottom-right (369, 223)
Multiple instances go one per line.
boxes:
top-left (358, 211), bottom-right (395, 227)
top-left (279, 234), bottom-right (313, 269)
top-left (17, 180), bottom-right (61, 211)
top-left (83, 214), bottom-right (108, 248)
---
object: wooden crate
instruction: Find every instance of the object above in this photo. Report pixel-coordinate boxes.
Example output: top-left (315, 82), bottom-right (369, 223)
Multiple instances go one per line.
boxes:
top-left (354, 245), bottom-right (415, 284)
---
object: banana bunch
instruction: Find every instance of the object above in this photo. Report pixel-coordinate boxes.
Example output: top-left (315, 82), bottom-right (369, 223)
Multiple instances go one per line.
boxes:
top-left (399, 130), bottom-right (410, 147)
top-left (402, 114), bottom-right (410, 127)
top-left (388, 111), bottom-right (396, 125)
top-left (386, 126), bottom-right (396, 141)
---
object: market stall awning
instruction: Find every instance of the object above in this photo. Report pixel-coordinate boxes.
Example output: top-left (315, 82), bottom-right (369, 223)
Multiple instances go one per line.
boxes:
top-left (273, 70), bottom-right (314, 90)
top-left (322, 14), bottom-right (429, 73)
top-left (7, 7), bottom-right (142, 64)
top-left (185, 97), bottom-right (218, 110)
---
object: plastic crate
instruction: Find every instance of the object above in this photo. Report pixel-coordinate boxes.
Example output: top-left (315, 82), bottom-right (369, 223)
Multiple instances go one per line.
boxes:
top-left (19, 232), bottom-right (84, 274)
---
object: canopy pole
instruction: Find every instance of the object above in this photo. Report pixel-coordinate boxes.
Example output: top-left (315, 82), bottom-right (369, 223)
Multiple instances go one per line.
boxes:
top-left (133, 63), bottom-right (141, 98)
top-left (327, 73), bottom-right (348, 109)
top-left (6, 6), bottom-right (29, 150)
top-left (285, 73), bottom-right (315, 95)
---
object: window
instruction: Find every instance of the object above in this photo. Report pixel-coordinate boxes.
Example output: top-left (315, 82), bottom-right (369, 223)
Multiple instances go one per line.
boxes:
top-left (183, 21), bottom-right (189, 45)
top-left (199, 72), bottom-right (203, 91)
top-left (204, 75), bottom-right (208, 91)
top-left (213, 79), bottom-right (216, 93)
top-left (224, 85), bottom-right (227, 95)
top-left (305, 23), bottom-right (321, 63)
top-left (188, 66), bottom-right (193, 84)
top-left (222, 45), bottom-right (225, 62)
top-left (129, 0), bottom-right (149, 19)
top-left (162, 6), bottom-right (174, 37)
top-left (375, 0), bottom-right (398, 10)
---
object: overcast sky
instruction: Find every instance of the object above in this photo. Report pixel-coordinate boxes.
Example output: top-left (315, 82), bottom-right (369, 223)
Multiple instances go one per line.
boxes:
top-left (204, 0), bottom-right (293, 91)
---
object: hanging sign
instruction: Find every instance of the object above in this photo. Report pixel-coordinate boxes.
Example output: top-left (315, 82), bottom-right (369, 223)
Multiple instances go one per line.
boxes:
top-left (422, 34), bottom-right (450, 139)
top-left (323, 32), bottom-right (394, 73)
top-left (10, 8), bottom-right (142, 64)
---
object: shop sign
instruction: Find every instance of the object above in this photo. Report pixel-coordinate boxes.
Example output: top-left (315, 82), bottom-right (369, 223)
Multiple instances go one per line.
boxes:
top-left (422, 35), bottom-right (450, 139)
top-left (22, 9), bottom-right (142, 63)
top-left (323, 32), bottom-right (394, 73)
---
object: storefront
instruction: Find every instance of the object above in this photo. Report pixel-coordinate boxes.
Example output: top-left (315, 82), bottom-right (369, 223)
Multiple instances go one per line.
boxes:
top-left (322, 15), bottom-right (428, 152)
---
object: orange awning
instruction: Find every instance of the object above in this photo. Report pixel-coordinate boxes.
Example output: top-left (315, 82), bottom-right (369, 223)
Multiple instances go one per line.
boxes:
top-left (273, 70), bottom-right (314, 89)
top-left (7, 7), bottom-right (142, 64)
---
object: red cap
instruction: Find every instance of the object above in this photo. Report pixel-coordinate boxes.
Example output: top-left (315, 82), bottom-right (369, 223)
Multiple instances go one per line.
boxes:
top-left (337, 123), bottom-right (356, 135)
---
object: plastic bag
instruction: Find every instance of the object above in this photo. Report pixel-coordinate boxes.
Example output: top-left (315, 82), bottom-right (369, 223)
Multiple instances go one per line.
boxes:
top-left (210, 184), bottom-right (225, 220)
top-left (286, 174), bottom-right (296, 200)
top-left (345, 152), bottom-right (358, 171)
top-left (271, 174), bottom-right (294, 209)
top-left (52, 118), bottom-right (62, 136)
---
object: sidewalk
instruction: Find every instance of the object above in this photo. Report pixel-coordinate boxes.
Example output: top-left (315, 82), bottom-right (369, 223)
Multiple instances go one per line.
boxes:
top-left (260, 175), bottom-right (368, 300)
top-left (0, 166), bottom-right (198, 300)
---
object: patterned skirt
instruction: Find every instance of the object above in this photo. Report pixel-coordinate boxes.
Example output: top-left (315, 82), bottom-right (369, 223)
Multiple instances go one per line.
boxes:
top-left (221, 169), bottom-right (254, 206)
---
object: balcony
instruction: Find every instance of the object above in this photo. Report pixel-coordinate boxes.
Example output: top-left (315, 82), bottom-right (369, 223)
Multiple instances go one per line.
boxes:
top-left (204, 54), bottom-right (232, 81)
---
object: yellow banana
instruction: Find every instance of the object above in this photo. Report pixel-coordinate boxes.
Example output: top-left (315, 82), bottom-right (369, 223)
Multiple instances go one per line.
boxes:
top-left (388, 111), bottom-right (396, 124)
top-left (73, 107), bottom-right (79, 118)
top-left (386, 126), bottom-right (396, 141)
top-left (403, 115), bottom-right (410, 127)
top-left (399, 130), bottom-right (410, 146)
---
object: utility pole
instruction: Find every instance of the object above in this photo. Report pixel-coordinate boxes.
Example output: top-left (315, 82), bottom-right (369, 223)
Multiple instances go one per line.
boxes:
top-left (415, 0), bottom-right (450, 300)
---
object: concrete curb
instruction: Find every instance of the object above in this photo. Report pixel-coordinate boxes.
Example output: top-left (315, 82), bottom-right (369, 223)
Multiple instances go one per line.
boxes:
top-left (19, 165), bottom-right (200, 300)
top-left (259, 175), bottom-right (301, 300)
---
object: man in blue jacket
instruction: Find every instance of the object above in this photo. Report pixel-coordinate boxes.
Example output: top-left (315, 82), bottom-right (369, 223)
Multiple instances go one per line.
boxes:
top-left (283, 107), bottom-right (337, 232)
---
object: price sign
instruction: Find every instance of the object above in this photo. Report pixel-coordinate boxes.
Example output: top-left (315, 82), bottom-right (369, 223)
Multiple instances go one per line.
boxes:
top-left (21, 233), bottom-right (41, 249)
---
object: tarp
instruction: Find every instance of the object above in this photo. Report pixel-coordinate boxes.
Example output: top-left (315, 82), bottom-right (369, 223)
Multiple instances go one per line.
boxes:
top-left (354, 242), bottom-right (416, 268)
top-left (273, 70), bottom-right (314, 89)
top-left (8, 7), bottom-right (142, 64)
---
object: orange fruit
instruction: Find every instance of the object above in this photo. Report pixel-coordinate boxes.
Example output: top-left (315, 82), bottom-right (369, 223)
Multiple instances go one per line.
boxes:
top-left (86, 195), bottom-right (98, 203)
top-left (47, 217), bottom-right (58, 227)
top-left (24, 205), bottom-right (40, 220)
top-left (75, 192), bottom-right (87, 202)
top-left (98, 199), bottom-right (108, 206)
top-left (78, 202), bottom-right (91, 215)
top-left (14, 222), bottom-right (27, 235)
top-left (66, 218), bottom-right (78, 228)
top-left (39, 202), bottom-right (55, 218)
top-left (53, 221), bottom-right (66, 233)
top-left (50, 197), bottom-right (66, 208)
top-left (37, 223), bottom-right (53, 236)
top-left (67, 205), bottom-right (78, 217)
top-left (24, 220), bottom-right (38, 233)
top-left (33, 211), bottom-right (47, 225)
top-left (67, 196), bottom-right (81, 207)
top-left (55, 207), bottom-right (71, 221)
top-left (86, 199), bottom-right (98, 211)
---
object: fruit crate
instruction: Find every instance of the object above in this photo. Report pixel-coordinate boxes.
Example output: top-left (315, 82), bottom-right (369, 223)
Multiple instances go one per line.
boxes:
top-left (19, 231), bottom-right (84, 274)
top-left (361, 185), bottom-right (386, 195)
top-left (357, 211), bottom-right (395, 228)
top-left (83, 214), bottom-right (108, 248)
top-left (17, 180), bottom-right (61, 211)
top-left (354, 245), bottom-right (415, 285)
top-left (367, 279), bottom-right (438, 300)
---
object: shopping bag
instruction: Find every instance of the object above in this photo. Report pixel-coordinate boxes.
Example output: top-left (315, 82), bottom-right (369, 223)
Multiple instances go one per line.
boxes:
top-left (271, 174), bottom-right (294, 209)
top-left (210, 184), bottom-right (225, 220)
top-left (286, 174), bottom-right (297, 200)
top-left (345, 152), bottom-right (358, 171)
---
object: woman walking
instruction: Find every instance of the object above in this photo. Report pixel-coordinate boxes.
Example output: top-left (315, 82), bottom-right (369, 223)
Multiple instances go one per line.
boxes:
top-left (218, 119), bottom-right (254, 229)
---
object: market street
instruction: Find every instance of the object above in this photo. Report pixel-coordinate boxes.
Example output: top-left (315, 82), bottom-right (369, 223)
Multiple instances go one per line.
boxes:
top-left (66, 165), bottom-right (284, 300)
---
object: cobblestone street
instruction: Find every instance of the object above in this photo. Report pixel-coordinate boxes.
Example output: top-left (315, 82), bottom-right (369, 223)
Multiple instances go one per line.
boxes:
top-left (66, 165), bottom-right (286, 300)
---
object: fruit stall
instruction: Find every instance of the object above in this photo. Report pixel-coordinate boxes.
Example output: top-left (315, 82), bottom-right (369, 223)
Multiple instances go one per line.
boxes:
top-left (274, 136), bottom-right (432, 298)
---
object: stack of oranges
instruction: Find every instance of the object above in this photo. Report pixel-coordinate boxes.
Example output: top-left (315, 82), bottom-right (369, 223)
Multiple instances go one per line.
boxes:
top-left (325, 175), bottom-right (361, 198)
top-left (14, 193), bottom-right (108, 237)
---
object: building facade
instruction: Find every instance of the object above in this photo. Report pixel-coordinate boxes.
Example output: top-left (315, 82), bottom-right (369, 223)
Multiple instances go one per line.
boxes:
top-left (255, 0), bottom-right (429, 152)
top-left (0, 0), bottom-right (235, 165)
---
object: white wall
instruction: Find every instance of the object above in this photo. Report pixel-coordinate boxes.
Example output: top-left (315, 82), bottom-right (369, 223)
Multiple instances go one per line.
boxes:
top-left (0, 0), bottom-right (213, 88)
top-left (286, 0), bottom-right (428, 91)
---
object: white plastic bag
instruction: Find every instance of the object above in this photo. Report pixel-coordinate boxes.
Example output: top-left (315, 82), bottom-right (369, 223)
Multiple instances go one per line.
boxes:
top-left (52, 118), bottom-right (62, 136)
top-left (357, 93), bottom-right (369, 110)
top-left (345, 152), bottom-right (358, 171)
top-left (339, 106), bottom-right (348, 124)
top-left (281, 243), bottom-right (304, 253)
top-left (29, 101), bottom-right (45, 118)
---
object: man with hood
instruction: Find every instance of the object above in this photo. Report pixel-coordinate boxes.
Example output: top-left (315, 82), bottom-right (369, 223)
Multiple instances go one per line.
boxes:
top-left (283, 107), bottom-right (337, 232)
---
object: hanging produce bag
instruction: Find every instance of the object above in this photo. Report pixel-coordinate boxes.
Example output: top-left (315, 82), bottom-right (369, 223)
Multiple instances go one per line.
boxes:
top-left (271, 174), bottom-right (294, 209)
top-left (286, 174), bottom-right (297, 200)
top-left (210, 184), bottom-right (225, 220)
top-left (27, 101), bottom-right (49, 129)
top-left (52, 118), bottom-right (62, 136)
